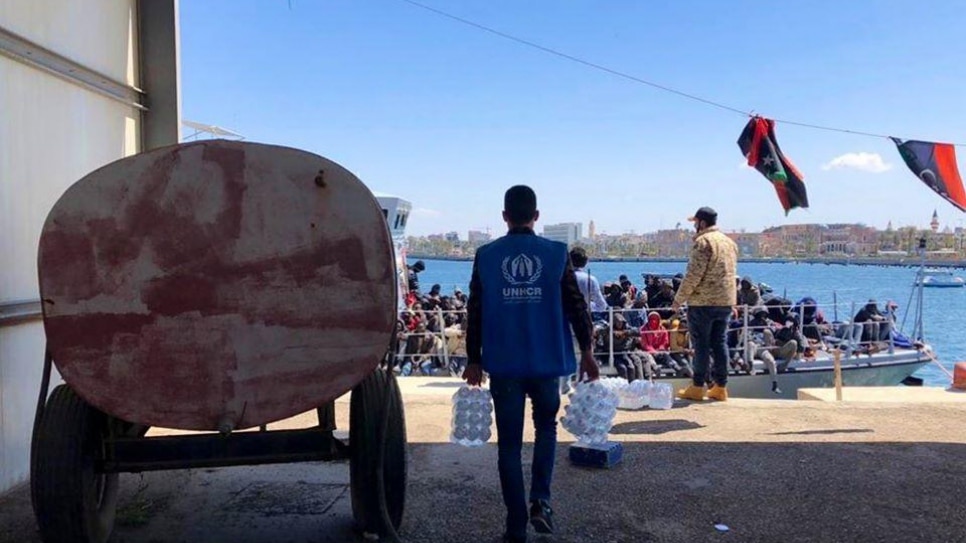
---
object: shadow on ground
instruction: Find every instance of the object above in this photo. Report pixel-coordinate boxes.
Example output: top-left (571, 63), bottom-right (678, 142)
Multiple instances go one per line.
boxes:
top-left (412, 381), bottom-right (465, 389)
top-left (611, 419), bottom-right (704, 435)
top-left (767, 428), bottom-right (874, 436)
top-left (3, 440), bottom-right (965, 543)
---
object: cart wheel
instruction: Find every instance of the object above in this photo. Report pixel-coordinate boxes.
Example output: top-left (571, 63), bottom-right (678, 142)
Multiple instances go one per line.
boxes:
top-left (31, 385), bottom-right (119, 543)
top-left (349, 368), bottom-right (407, 535)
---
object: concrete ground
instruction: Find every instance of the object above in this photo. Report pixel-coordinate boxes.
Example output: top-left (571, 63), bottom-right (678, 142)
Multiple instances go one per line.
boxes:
top-left (3, 377), bottom-right (966, 543)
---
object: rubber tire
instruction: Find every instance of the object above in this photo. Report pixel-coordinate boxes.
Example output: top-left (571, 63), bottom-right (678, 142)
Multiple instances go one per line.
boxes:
top-left (349, 368), bottom-right (407, 535)
top-left (31, 385), bottom-right (119, 543)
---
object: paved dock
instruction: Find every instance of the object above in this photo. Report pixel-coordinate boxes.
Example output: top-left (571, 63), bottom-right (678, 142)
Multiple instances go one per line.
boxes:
top-left (798, 385), bottom-right (966, 403)
top-left (3, 378), bottom-right (966, 543)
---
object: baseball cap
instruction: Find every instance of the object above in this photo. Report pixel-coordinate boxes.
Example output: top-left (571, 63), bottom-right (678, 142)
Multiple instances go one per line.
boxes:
top-left (688, 206), bottom-right (717, 223)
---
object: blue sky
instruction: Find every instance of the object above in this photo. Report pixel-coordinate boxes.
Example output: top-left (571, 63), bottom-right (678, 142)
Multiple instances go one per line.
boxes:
top-left (179, 0), bottom-right (966, 237)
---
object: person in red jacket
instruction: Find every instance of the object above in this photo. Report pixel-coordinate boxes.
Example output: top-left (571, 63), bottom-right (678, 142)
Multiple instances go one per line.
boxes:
top-left (641, 311), bottom-right (669, 352)
top-left (641, 311), bottom-right (690, 377)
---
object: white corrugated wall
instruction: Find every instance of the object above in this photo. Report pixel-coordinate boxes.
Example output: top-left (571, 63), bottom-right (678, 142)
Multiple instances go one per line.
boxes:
top-left (0, 0), bottom-right (141, 494)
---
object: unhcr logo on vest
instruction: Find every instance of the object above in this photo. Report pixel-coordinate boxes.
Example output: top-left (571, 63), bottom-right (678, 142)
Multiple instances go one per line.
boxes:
top-left (501, 254), bottom-right (543, 303)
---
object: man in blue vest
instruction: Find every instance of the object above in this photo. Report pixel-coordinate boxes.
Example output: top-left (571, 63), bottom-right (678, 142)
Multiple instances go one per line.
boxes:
top-left (465, 185), bottom-right (598, 543)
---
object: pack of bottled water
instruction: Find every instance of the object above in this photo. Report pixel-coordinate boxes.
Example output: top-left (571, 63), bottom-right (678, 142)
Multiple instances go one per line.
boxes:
top-left (648, 382), bottom-right (674, 410)
top-left (597, 376), bottom-right (629, 394)
top-left (561, 380), bottom-right (619, 446)
top-left (450, 385), bottom-right (493, 447)
top-left (617, 379), bottom-right (652, 410)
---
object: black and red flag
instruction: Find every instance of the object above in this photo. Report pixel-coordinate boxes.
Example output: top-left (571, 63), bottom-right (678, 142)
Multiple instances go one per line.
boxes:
top-left (891, 138), bottom-right (966, 213)
top-left (737, 116), bottom-right (809, 214)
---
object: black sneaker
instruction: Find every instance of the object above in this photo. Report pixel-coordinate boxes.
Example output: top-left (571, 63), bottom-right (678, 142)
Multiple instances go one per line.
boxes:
top-left (529, 500), bottom-right (554, 534)
top-left (502, 533), bottom-right (527, 543)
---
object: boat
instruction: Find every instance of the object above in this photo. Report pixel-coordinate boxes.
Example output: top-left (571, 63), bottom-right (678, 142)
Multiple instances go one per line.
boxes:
top-left (915, 268), bottom-right (965, 288)
top-left (374, 192), bottom-right (413, 309)
top-left (608, 347), bottom-right (931, 400)
top-left (592, 269), bottom-right (938, 399)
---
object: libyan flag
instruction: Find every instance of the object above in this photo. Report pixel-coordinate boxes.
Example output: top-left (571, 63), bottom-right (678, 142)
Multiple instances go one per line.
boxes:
top-left (737, 116), bottom-right (809, 214)
top-left (891, 138), bottom-right (966, 213)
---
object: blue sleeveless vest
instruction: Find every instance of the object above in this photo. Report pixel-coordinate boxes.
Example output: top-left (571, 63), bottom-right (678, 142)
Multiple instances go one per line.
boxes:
top-left (476, 234), bottom-right (576, 378)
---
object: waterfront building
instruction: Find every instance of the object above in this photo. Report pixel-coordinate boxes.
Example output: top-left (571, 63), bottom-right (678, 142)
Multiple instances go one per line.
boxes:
top-left (727, 232), bottom-right (762, 257)
top-left (468, 229), bottom-right (491, 243)
top-left (820, 224), bottom-right (878, 255)
top-left (542, 222), bottom-right (583, 246)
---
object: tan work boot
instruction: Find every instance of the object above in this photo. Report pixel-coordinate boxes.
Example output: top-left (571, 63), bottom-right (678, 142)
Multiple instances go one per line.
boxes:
top-left (707, 384), bottom-right (728, 401)
top-left (676, 384), bottom-right (706, 401)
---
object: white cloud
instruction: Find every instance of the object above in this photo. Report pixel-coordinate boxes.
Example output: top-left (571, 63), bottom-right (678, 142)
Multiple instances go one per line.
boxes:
top-left (411, 207), bottom-right (442, 217)
top-left (822, 152), bottom-right (893, 173)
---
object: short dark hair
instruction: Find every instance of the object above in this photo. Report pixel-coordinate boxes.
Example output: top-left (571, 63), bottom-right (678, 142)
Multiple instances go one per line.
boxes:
top-left (504, 185), bottom-right (537, 225)
top-left (569, 246), bottom-right (588, 268)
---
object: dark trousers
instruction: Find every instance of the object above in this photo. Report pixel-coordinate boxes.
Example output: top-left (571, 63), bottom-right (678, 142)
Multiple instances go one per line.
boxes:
top-left (687, 306), bottom-right (733, 387)
top-left (490, 376), bottom-right (561, 538)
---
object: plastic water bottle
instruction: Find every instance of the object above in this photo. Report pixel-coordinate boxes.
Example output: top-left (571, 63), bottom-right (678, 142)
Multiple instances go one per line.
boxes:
top-left (618, 379), bottom-right (651, 410)
top-left (451, 385), bottom-right (493, 447)
top-left (598, 376), bottom-right (627, 394)
top-left (648, 382), bottom-right (674, 410)
top-left (561, 380), bottom-right (619, 446)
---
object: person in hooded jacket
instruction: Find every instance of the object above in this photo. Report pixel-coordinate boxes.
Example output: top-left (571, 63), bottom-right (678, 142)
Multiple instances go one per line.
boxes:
top-left (853, 299), bottom-right (892, 344)
top-left (667, 318), bottom-right (695, 377)
top-left (619, 274), bottom-right (638, 301)
top-left (643, 274), bottom-right (662, 302)
top-left (793, 297), bottom-right (831, 343)
top-left (603, 313), bottom-right (646, 381)
top-left (748, 308), bottom-right (799, 367)
top-left (625, 298), bottom-right (648, 329)
top-left (737, 276), bottom-right (761, 309)
top-left (641, 311), bottom-right (689, 377)
top-left (736, 309), bottom-right (785, 393)
top-left (407, 260), bottom-right (426, 295)
top-left (604, 282), bottom-right (628, 309)
top-left (648, 280), bottom-right (676, 318)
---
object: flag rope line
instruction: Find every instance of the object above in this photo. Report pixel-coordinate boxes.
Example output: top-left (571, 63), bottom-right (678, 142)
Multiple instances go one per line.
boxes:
top-left (398, 0), bottom-right (750, 117)
top-left (399, 0), bottom-right (966, 147)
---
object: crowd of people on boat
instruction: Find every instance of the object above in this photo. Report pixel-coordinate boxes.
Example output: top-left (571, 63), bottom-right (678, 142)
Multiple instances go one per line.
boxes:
top-left (391, 258), bottom-right (911, 383)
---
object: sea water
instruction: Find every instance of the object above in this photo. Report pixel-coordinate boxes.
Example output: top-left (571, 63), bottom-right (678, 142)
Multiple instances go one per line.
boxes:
top-left (416, 259), bottom-right (965, 386)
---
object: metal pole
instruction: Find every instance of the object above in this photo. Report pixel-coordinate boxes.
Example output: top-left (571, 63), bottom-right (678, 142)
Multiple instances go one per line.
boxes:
top-left (900, 274), bottom-right (917, 335)
top-left (437, 307), bottom-right (449, 370)
top-left (833, 348), bottom-right (843, 401)
top-left (848, 301), bottom-right (856, 357)
top-left (608, 306), bottom-right (614, 368)
top-left (742, 305), bottom-right (751, 371)
top-left (915, 237), bottom-right (927, 340)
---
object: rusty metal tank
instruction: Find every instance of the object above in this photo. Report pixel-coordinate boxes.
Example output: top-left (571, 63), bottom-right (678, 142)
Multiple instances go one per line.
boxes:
top-left (37, 140), bottom-right (397, 431)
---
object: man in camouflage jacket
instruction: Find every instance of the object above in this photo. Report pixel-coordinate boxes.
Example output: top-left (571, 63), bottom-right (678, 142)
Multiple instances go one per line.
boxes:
top-left (671, 206), bottom-right (738, 401)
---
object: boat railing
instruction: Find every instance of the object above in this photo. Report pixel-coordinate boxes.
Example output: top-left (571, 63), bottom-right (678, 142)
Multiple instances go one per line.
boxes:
top-left (390, 302), bottom-right (907, 376)
top-left (391, 308), bottom-right (469, 374)
top-left (591, 302), bottom-right (901, 373)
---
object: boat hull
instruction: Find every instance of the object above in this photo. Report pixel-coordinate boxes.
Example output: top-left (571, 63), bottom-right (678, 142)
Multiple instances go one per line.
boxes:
top-left (612, 350), bottom-right (931, 400)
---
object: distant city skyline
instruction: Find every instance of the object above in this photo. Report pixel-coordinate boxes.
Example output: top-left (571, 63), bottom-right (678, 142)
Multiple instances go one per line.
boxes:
top-left (408, 218), bottom-right (965, 260)
top-left (421, 210), bottom-right (959, 241)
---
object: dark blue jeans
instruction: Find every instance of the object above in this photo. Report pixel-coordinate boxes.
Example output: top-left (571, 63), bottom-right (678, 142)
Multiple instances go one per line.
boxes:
top-left (687, 306), bottom-right (733, 387)
top-left (489, 376), bottom-right (561, 538)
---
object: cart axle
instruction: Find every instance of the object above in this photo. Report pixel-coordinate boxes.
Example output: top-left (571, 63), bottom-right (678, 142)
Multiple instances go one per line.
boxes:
top-left (98, 428), bottom-right (349, 473)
